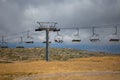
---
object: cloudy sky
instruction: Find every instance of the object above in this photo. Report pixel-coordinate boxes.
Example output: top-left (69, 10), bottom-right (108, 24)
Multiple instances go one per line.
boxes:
top-left (0, 0), bottom-right (120, 43)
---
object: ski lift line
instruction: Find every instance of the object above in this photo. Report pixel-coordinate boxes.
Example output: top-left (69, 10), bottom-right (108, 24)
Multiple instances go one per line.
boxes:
top-left (60, 26), bottom-right (120, 30)
top-left (0, 31), bottom-right (37, 43)
top-left (59, 24), bottom-right (120, 30)
top-left (0, 29), bottom-right (119, 42)
top-left (0, 29), bottom-right (34, 38)
top-left (3, 35), bottom-right (28, 42)
top-left (2, 31), bottom-right (40, 42)
top-left (1, 24), bottom-right (119, 38)
top-left (1, 24), bottom-right (120, 44)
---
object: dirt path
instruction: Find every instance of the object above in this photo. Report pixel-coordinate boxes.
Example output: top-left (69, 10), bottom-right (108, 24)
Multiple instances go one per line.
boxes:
top-left (14, 71), bottom-right (120, 80)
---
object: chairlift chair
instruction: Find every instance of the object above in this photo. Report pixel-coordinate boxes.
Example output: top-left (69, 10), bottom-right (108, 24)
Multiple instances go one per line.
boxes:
top-left (0, 36), bottom-right (8, 48)
top-left (0, 45), bottom-right (9, 48)
top-left (54, 31), bottom-right (63, 43)
top-left (16, 36), bottom-right (24, 48)
top-left (25, 37), bottom-right (34, 43)
top-left (0, 42), bottom-right (8, 48)
top-left (109, 26), bottom-right (119, 42)
top-left (25, 31), bottom-right (34, 43)
top-left (72, 28), bottom-right (81, 42)
top-left (90, 34), bottom-right (100, 42)
top-left (0, 43), bottom-right (8, 48)
top-left (90, 27), bottom-right (100, 42)
top-left (109, 34), bottom-right (119, 42)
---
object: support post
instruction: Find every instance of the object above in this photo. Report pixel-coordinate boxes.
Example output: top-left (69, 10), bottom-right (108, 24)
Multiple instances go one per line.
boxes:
top-left (46, 29), bottom-right (49, 61)
top-left (35, 22), bottom-right (60, 61)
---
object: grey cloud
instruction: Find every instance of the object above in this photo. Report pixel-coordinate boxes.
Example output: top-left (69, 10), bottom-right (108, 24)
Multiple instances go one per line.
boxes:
top-left (0, 0), bottom-right (120, 38)
top-left (0, 0), bottom-right (25, 34)
top-left (68, 0), bottom-right (120, 27)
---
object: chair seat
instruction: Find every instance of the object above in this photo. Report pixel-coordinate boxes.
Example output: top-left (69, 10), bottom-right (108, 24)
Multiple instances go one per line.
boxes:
top-left (72, 39), bottom-right (81, 42)
top-left (90, 39), bottom-right (100, 42)
top-left (109, 39), bottom-right (119, 42)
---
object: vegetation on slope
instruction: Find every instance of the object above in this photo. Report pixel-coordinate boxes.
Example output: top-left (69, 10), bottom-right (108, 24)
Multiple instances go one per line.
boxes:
top-left (0, 48), bottom-right (115, 62)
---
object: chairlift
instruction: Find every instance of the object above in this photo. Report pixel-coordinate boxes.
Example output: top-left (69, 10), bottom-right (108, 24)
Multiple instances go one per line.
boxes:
top-left (0, 36), bottom-right (8, 48)
top-left (72, 28), bottom-right (81, 42)
top-left (16, 36), bottom-right (24, 48)
top-left (54, 31), bottom-right (63, 43)
top-left (109, 35), bottom-right (119, 42)
top-left (90, 27), bottom-right (100, 42)
top-left (109, 26), bottom-right (119, 42)
top-left (25, 31), bottom-right (34, 43)
top-left (0, 43), bottom-right (8, 48)
top-left (90, 34), bottom-right (100, 42)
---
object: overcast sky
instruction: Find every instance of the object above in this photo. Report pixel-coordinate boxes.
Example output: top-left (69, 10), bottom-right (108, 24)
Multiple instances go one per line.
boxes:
top-left (0, 0), bottom-right (120, 43)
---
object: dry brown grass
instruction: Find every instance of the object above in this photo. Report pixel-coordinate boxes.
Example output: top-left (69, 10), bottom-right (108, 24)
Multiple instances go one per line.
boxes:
top-left (0, 56), bottom-right (120, 74)
top-left (0, 56), bottom-right (120, 80)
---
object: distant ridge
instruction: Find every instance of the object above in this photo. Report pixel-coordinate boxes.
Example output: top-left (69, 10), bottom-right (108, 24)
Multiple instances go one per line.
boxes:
top-left (3, 42), bottom-right (120, 54)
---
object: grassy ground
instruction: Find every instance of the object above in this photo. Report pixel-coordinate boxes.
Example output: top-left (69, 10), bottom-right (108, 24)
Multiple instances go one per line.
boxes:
top-left (0, 56), bottom-right (120, 80)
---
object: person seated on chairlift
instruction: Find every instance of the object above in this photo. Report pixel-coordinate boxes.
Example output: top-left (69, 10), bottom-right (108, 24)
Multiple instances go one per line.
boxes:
top-left (55, 38), bottom-right (63, 43)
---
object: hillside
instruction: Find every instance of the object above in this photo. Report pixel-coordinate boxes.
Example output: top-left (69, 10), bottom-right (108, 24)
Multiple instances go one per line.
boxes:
top-left (0, 48), bottom-right (120, 80)
top-left (0, 48), bottom-right (116, 62)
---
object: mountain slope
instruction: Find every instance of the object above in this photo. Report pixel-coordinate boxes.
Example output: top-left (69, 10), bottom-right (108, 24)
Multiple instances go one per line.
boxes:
top-left (0, 48), bottom-right (117, 62)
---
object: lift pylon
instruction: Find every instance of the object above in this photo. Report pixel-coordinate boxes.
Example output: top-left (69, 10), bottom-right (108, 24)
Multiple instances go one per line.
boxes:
top-left (35, 22), bottom-right (60, 61)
